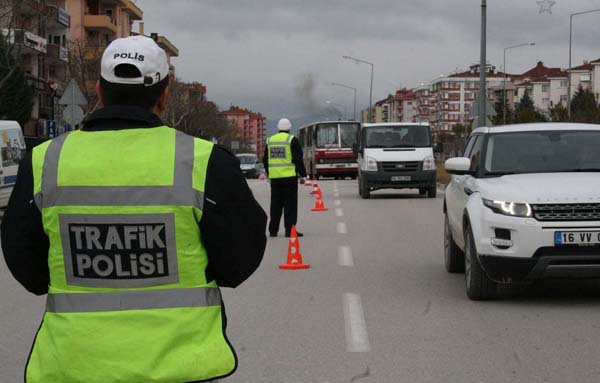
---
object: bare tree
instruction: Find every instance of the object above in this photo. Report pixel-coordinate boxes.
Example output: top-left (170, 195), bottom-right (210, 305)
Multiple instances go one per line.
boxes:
top-left (67, 39), bottom-right (102, 114)
top-left (165, 78), bottom-right (238, 146)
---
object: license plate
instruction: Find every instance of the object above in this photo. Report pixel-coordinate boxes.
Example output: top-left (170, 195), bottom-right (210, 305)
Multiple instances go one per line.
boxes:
top-left (555, 231), bottom-right (600, 246)
top-left (335, 164), bottom-right (346, 168)
top-left (391, 176), bottom-right (411, 182)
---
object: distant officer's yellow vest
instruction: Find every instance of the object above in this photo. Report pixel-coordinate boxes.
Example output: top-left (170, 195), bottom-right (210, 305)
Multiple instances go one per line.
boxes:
top-left (267, 132), bottom-right (296, 179)
top-left (26, 127), bottom-right (236, 383)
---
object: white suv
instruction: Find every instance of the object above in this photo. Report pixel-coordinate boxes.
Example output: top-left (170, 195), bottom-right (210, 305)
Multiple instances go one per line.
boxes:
top-left (443, 123), bottom-right (600, 300)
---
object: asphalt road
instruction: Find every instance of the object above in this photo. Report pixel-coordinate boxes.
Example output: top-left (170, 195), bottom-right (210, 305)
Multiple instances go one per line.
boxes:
top-left (2, 179), bottom-right (600, 382)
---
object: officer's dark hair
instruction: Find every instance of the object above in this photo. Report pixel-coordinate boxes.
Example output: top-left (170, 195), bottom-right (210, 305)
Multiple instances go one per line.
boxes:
top-left (99, 64), bottom-right (169, 110)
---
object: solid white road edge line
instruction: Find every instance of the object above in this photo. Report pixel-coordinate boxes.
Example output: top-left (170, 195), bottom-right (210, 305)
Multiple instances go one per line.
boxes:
top-left (334, 200), bottom-right (341, 206)
top-left (343, 293), bottom-right (371, 353)
top-left (335, 208), bottom-right (344, 217)
top-left (338, 246), bottom-right (354, 267)
top-left (337, 222), bottom-right (348, 234)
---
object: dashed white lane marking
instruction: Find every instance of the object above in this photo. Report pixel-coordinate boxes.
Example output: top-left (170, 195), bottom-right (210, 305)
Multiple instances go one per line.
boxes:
top-left (337, 222), bottom-right (348, 234)
top-left (334, 200), bottom-right (341, 206)
top-left (335, 208), bottom-right (344, 217)
top-left (334, 192), bottom-right (340, 198)
top-left (343, 293), bottom-right (371, 353)
top-left (338, 246), bottom-right (354, 266)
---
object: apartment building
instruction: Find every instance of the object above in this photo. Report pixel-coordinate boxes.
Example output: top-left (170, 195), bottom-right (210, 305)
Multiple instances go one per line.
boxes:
top-left (414, 84), bottom-right (436, 124)
top-left (367, 89), bottom-right (417, 123)
top-left (2, 0), bottom-right (71, 137)
top-left (223, 106), bottom-right (266, 156)
top-left (513, 61), bottom-right (567, 112)
top-left (429, 64), bottom-right (505, 132)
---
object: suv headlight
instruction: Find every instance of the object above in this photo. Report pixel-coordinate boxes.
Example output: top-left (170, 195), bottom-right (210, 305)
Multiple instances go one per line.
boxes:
top-left (365, 156), bottom-right (378, 171)
top-left (483, 199), bottom-right (532, 218)
top-left (423, 155), bottom-right (436, 171)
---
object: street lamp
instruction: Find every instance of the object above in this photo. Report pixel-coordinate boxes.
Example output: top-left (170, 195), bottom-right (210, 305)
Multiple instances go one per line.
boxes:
top-left (326, 100), bottom-right (348, 120)
top-left (568, 8), bottom-right (600, 118)
top-left (332, 82), bottom-right (357, 121)
top-left (478, 0), bottom-right (487, 128)
top-left (503, 42), bottom-right (535, 125)
top-left (342, 55), bottom-right (374, 122)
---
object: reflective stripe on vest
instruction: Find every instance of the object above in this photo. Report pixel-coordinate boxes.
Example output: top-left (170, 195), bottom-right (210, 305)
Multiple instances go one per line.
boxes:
top-left (46, 287), bottom-right (222, 313)
top-left (34, 131), bottom-right (204, 210)
top-left (267, 132), bottom-right (296, 179)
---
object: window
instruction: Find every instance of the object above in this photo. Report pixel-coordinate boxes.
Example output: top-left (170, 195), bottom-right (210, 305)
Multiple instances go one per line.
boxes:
top-left (542, 84), bottom-right (550, 92)
top-left (463, 136), bottom-right (477, 157)
top-left (581, 74), bottom-right (591, 82)
top-left (560, 80), bottom-right (568, 88)
top-left (469, 136), bottom-right (484, 173)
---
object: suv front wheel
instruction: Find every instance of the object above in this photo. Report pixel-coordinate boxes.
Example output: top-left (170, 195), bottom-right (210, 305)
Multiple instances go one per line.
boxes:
top-left (465, 225), bottom-right (497, 300)
top-left (444, 214), bottom-right (464, 273)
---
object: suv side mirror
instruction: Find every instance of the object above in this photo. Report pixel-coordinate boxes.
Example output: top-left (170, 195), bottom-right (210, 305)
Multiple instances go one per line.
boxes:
top-left (445, 158), bottom-right (472, 175)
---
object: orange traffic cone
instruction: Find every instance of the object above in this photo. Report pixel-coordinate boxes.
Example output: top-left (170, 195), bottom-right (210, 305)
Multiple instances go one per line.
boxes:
top-left (279, 226), bottom-right (310, 270)
top-left (311, 195), bottom-right (329, 212)
top-left (310, 183), bottom-right (320, 195)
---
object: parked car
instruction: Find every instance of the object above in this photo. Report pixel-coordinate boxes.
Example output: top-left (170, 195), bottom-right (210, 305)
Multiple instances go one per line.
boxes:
top-left (444, 123), bottom-right (600, 300)
top-left (236, 153), bottom-right (261, 178)
top-left (0, 121), bottom-right (27, 208)
top-left (355, 122), bottom-right (437, 199)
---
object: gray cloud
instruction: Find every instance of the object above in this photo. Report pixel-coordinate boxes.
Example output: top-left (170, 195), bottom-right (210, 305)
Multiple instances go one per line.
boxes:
top-left (136, 0), bottom-right (600, 119)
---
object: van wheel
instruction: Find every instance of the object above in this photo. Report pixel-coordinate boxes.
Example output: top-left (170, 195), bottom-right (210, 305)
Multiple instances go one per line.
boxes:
top-left (360, 177), bottom-right (370, 199)
top-left (419, 188), bottom-right (426, 196)
top-left (465, 226), bottom-right (497, 301)
top-left (444, 214), bottom-right (464, 273)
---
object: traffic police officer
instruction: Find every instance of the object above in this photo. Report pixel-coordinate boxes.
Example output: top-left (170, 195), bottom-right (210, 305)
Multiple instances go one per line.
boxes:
top-left (1, 36), bottom-right (267, 383)
top-left (263, 118), bottom-right (307, 237)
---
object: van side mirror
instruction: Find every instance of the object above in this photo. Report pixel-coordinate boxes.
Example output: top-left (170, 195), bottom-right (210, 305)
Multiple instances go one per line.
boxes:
top-left (434, 142), bottom-right (444, 154)
top-left (352, 143), bottom-right (362, 154)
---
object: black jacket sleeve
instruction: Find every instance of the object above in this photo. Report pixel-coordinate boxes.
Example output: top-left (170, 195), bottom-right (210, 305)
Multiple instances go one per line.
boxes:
top-left (262, 144), bottom-right (269, 176)
top-left (1, 153), bottom-right (50, 295)
top-left (201, 146), bottom-right (267, 288)
top-left (291, 137), bottom-right (307, 178)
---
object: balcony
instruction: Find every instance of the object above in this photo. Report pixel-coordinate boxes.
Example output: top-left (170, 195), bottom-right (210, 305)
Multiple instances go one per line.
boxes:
top-left (156, 36), bottom-right (179, 57)
top-left (83, 15), bottom-right (118, 34)
top-left (47, 44), bottom-right (69, 63)
top-left (124, 0), bottom-right (143, 20)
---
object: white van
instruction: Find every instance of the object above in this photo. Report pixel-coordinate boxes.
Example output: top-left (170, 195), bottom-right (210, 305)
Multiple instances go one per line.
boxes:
top-left (0, 121), bottom-right (27, 208)
top-left (236, 153), bottom-right (261, 179)
top-left (355, 122), bottom-right (437, 199)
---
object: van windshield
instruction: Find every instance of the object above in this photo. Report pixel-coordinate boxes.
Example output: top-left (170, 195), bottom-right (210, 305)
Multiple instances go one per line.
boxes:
top-left (364, 125), bottom-right (431, 148)
top-left (237, 155), bottom-right (257, 165)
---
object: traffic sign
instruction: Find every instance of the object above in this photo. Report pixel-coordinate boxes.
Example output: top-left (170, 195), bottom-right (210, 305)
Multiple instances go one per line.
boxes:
top-left (59, 79), bottom-right (87, 106)
top-left (63, 105), bottom-right (85, 127)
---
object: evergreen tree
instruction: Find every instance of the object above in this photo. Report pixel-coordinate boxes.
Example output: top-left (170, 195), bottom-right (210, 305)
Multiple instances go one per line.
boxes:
top-left (548, 102), bottom-right (569, 122)
top-left (514, 91), bottom-right (547, 124)
top-left (0, 39), bottom-right (34, 125)
top-left (492, 93), bottom-right (514, 126)
top-left (570, 86), bottom-right (600, 124)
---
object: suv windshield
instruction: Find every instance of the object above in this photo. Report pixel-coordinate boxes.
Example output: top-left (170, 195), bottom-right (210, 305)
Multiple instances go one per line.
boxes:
top-left (485, 130), bottom-right (600, 175)
top-left (364, 125), bottom-right (431, 148)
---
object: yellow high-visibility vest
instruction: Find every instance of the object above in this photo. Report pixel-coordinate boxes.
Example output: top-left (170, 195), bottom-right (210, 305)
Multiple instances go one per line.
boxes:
top-left (26, 126), bottom-right (236, 383)
top-left (267, 132), bottom-right (296, 179)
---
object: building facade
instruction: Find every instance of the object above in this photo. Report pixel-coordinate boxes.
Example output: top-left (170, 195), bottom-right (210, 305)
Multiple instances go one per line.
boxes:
top-left (223, 106), bottom-right (266, 157)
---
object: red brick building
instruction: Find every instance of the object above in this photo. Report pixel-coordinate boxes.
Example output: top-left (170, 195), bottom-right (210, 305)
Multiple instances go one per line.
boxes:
top-left (222, 106), bottom-right (266, 157)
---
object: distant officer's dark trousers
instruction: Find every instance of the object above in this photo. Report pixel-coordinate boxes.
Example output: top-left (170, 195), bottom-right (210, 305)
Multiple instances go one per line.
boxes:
top-left (269, 177), bottom-right (298, 235)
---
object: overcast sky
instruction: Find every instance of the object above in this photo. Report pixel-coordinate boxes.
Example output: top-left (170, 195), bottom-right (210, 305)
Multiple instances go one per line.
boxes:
top-left (135, 0), bottom-right (600, 123)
